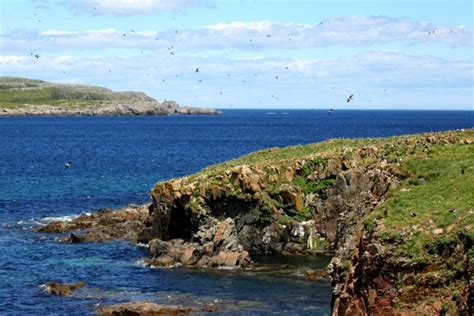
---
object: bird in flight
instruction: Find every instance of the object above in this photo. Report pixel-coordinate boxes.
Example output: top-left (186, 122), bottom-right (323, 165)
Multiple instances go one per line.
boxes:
top-left (64, 161), bottom-right (73, 169)
top-left (34, 54), bottom-right (40, 59)
top-left (195, 68), bottom-right (199, 73)
top-left (347, 94), bottom-right (354, 103)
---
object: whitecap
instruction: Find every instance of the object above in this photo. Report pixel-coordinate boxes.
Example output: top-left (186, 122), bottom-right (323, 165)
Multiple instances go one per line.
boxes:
top-left (39, 212), bottom-right (91, 224)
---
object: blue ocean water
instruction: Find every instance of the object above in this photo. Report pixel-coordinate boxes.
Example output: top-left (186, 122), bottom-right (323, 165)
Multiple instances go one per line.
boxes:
top-left (0, 110), bottom-right (472, 315)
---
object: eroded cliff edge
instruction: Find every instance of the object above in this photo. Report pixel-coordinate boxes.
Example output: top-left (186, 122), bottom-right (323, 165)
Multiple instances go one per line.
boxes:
top-left (39, 129), bottom-right (473, 314)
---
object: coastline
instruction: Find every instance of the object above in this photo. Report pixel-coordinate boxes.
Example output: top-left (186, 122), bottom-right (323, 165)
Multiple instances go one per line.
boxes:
top-left (35, 128), bottom-right (473, 315)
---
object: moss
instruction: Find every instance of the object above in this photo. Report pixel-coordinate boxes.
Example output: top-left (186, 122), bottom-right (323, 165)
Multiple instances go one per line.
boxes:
top-left (363, 218), bottom-right (377, 236)
top-left (277, 214), bottom-right (293, 225)
top-left (294, 176), bottom-right (336, 195)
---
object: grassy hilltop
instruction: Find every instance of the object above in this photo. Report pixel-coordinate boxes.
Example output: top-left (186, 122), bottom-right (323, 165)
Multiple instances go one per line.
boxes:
top-left (0, 77), bottom-right (153, 109)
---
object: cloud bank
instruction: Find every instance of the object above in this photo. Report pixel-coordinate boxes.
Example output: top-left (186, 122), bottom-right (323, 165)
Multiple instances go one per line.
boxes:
top-left (1, 16), bottom-right (472, 54)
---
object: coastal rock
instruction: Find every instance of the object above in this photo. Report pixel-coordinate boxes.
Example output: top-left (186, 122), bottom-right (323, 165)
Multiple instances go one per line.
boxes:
top-left (97, 301), bottom-right (195, 316)
top-left (37, 204), bottom-right (151, 242)
top-left (42, 281), bottom-right (86, 296)
top-left (147, 218), bottom-right (252, 269)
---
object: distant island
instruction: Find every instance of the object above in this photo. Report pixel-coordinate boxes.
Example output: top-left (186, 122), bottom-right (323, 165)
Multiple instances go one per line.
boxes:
top-left (0, 77), bottom-right (221, 116)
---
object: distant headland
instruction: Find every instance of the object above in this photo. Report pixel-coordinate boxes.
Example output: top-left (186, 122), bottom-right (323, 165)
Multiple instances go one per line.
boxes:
top-left (0, 77), bottom-right (221, 116)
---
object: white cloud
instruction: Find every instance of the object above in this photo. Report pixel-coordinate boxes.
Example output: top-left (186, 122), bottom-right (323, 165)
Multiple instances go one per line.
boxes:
top-left (63, 0), bottom-right (214, 15)
top-left (2, 16), bottom-right (472, 55)
top-left (1, 50), bottom-right (472, 109)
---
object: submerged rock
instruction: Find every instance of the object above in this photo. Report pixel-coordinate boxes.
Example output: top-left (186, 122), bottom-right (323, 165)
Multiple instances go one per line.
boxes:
top-left (42, 281), bottom-right (86, 296)
top-left (97, 301), bottom-right (195, 316)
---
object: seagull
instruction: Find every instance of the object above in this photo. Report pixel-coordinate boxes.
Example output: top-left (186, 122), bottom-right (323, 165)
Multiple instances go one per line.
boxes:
top-left (219, 92), bottom-right (222, 95)
top-left (410, 212), bottom-right (417, 217)
top-left (195, 68), bottom-right (199, 73)
top-left (266, 34), bottom-right (271, 37)
top-left (275, 76), bottom-right (279, 79)
top-left (347, 94), bottom-right (354, 103)
top-left (34, 54), bottom-right (40, 59)
top-left (64, 161), bottom-right (72, 169)
top-left (130, 29), bottom-right (136, 33)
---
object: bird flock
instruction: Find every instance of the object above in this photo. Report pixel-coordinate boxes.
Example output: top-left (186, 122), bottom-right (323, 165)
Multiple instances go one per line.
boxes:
top-left (27, 10), bottom-right (447, 110)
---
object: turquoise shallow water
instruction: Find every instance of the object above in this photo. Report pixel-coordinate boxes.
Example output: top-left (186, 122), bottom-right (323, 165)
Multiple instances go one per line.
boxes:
top-left (0, 110), bottom-right (472, 314)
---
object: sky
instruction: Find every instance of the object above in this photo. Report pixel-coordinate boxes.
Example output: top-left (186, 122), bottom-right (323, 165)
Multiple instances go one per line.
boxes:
top-left (0, 0), bottom-right (473, 110)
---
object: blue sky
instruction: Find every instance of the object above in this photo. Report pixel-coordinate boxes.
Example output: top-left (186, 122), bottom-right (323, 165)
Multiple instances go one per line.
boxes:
top-left (1, 0), bottom-right (473, 109)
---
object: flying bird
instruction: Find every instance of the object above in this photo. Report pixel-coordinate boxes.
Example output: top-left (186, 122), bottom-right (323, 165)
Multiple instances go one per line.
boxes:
top-left (34, 54), bottom-right (40, 59)
top-left (64, 161), bottom-right (72, 169)
top-left (195, 68), bottom-right (199, 73)
top-left (347, 94), bottom-right (354, 103)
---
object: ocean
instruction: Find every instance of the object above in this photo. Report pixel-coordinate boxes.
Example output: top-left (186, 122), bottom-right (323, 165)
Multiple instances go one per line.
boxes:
top-left (0, 109), bottom-right (472, 314)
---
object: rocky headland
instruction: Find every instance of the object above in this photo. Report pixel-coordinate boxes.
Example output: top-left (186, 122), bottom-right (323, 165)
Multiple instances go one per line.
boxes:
top-left (38, 129), bottom-right (473, 315)
top-left (0, 77), bottom-right (221, 116)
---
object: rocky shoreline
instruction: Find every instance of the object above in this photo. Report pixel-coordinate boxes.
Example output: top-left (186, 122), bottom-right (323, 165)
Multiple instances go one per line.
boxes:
top-left (37, 129), bottom-right (473, 315)
top-left (0, 101), bottom-right (221, 116)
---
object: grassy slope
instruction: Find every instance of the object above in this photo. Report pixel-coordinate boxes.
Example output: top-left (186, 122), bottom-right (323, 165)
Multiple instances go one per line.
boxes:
top-left (0, 77), bottom-right (152, 109)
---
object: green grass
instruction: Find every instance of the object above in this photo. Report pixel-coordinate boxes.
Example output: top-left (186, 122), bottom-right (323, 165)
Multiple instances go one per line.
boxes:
top-left (366, 137), bottom-right (474, 262)
top-left (0, 86), bottom-right (111, 109)
top-left (0, 76), bottom-right (156, 110)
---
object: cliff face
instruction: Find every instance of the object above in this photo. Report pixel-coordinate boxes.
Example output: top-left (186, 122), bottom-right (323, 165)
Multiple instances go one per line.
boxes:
top-left (138, 129), bottom-right (472, 314)
top-left (0, 77), bottom-right (221, 116)
top-left (36, 129), bottom-right (473, 314)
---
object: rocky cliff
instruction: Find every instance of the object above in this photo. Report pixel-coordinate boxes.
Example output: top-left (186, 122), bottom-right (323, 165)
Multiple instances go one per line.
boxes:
top-left (0, 77), bottom-right (221, 116)
top-left (38, 129), bottom-right (473, 314)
